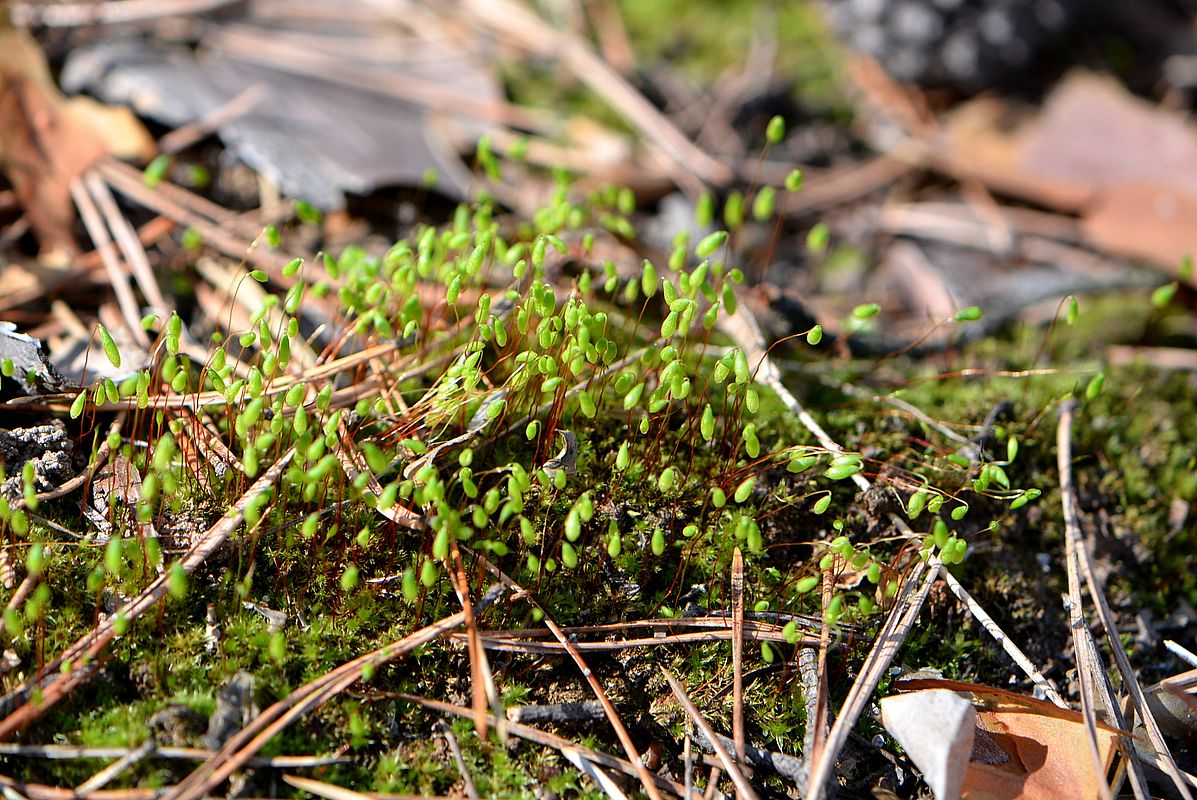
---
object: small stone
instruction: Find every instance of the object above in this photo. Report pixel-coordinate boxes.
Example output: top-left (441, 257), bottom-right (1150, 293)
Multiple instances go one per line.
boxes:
top-left (880, 689), bottom-right (976, 800)
top-left (205, 671), bottom-right (256, 749)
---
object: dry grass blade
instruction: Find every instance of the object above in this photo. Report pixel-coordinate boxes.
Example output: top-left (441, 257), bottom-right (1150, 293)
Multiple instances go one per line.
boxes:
top-left (158, 85), bottom-right (266, 155)
top-left (1058, 400), bottom-right (1126, 800)
top-left (283, 774), bottom-right (375, 800)
top-left (83, 170), bottom-right (170, 323)
top-left (95, 159), bottom-right (294, 279)
top-left (561, 749), bottom-right (630, 800)
top-left (797, 647), bottom-right (819, 788)
top-left (1058, 400), bottom-right (1192, 800)
top-left (0, 446), bottom-right (296, 740)
top-left (730, 547), bottom-right (746, 768)
top-left (460, 0), bottom-right (733, 187)
top-left (462, 629), bottom-right (817, 653)
top-left (808, 570), bottom-right (833, 781)
top-left (163, 586), bottom-right (503, 800)
top-left (470, 551), bottom-right (666, 800)
top-left (0, 770), bottom-right (162, 800)
top-left (662, 668), bottom-right (759, 800)
top-left (74, 741), bottom-right (153, 794)
top-left (68, 177), bottom-right (147, 347)
top-left (437, 721), bottom-right (481, 800)
top-left (1164, 641), bottom-right (1197, 668)
top-left (937, 564), bottom-right (1066, 707)
top-left (0, 743), bottom-right (345, 766)
top-left (721, 292), bottom-right (943, 798)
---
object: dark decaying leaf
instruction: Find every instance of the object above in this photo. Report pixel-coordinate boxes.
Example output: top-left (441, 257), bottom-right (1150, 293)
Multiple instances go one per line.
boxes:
top-left (0, 28), bottom-right (153, 260)
top-left (61, 2), bottom-right (502, 209)
top-left (0, 322), bottom-right (73, 395)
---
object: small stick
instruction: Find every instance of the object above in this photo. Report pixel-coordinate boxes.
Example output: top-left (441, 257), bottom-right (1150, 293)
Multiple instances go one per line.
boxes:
top-left (159, 85), bottom-right (267, 155)
top-left (804, 558), bottom-right (939, 800)
top-left (0, 742), bottom-right (347, 766)
top-left (506, 703), bottom-right (603, 725)
top-left (444, 537), bottom-right (498, 741)
top-left (684, 728), bottom-right (693, 800)
top-left (84, 171), bottom-right (171, 325)
top-left (1165, 640), bottom-right (1197, 668)
top-left (690, 727), bottom-right (805, 789)
top-left (798, 647), bottom-right (819, 782)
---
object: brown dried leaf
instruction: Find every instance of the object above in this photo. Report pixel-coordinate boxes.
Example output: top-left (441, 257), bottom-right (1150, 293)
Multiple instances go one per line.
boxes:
top-left (896, 678), bottom-right (1122, 800)
top-left (1081, 182), bottom-right (1197, 277)
top-left (944, 73), bottom-right (1197, 273)
top-left (0, 29), bottom-right (153, 260)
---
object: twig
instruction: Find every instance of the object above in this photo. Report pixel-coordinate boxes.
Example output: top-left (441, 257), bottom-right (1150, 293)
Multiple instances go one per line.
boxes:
top-left (3, 570), bottom-right (39, 618)
top-left (401, 694), bottom-right (694, 798)
top-left (805, 557), bottom-right (939, 800)
top-left (455, 626), bottom-right (816, 653)
top-left (159, 85), bottom-right (267, 155)
top-left (797, 647), bottom-right (819, 788)
top-left (719, 292), bottom-right (941, 799)
top-left (96, 159), bottom-right (294, 281)
top-left (684, 729), bottom-right (694, 800)
top-left (809, 569), bottom-right (833, 782)
top-left (437, 721), bottom-right (480, 800)
top-left (283, 774), bottom-right (375, 800)
top-left (0, 771), bottom-right (160, 800)
top-left (444, 536), bottom-right (499, 741)
top-left (506, 702), bottom-right (603, 724)
top-left (689, 727), bottom-right (805, 790)
top-left (461, 0), bottom-right (733, 187)
top-left (456, 617), bottom-right (827, 639)
top-left (1165, 640), bottom-right (1197, 668)
top-left (730, 548), bottom-right (746, 768)
top-left (662, 669), bottom-right (759, 800)
top-left (1058, 401), bottom-right (1129, 800)
top-left (84, 170), bottom-right (171, 325)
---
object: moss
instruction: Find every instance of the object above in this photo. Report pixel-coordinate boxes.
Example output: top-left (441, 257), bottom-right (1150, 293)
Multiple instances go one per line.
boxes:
top-left (1, 85), bottom-right (1194, 799)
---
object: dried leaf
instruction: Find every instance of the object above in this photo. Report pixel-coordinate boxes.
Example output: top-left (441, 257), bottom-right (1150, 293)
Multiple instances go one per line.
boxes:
top-left (1081, 182), bottom-right (1197, 276)
top-left (895, 678), bottom-right (1122, 800)
top-left (0, 29), bottom-right (153, 259)
top-left (0, 321), bottom-right (73, 395)
top-left (62, 8), bottom-right (501, 209)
